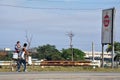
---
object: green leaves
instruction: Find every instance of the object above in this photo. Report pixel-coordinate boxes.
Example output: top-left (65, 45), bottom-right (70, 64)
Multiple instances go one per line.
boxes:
top-left (36, 44), bottom-right (85, 61)
top-left (61, 48), bottom-right (85, 61)
top-left (36, 44), bottom-right (61, 60)
top-left (106, 42), bottom-right (120, 53)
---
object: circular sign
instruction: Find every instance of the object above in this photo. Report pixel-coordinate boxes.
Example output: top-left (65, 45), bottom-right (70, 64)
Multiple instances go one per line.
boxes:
top-left (103, 13), bottom-right (110, 27)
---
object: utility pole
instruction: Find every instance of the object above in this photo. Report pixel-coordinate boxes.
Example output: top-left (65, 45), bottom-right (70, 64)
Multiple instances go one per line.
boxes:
top-left (67, 31), bottom-right (74, 61)
top-left (92, 42), bottom-right (94, 61)
top-left (92, 42), bottom-right (95, 69)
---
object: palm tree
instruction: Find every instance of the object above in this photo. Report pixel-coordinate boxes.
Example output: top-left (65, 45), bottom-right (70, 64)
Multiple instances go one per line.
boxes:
top-left (106, 42), bottom-right (120, 67)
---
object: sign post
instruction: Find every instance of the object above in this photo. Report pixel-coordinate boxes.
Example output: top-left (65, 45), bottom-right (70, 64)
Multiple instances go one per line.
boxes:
top-left (101, 8), bottom-right (115, 68)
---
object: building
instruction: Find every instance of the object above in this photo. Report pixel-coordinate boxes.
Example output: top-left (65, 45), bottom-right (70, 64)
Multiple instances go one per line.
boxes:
top-left (84, 51), bottom-right (112, 61)
top-left (4, 48), bottom-right (11, 51)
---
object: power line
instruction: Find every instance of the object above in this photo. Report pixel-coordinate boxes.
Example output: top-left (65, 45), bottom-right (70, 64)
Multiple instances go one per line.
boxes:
top-left (0, 4), bottom-right (102, 11)
top-left (1, 3), bottom-right (119, 11)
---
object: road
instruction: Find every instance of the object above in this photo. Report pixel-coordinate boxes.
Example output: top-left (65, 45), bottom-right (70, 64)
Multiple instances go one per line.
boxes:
top-left (0, 72), bottom-right (120, 80)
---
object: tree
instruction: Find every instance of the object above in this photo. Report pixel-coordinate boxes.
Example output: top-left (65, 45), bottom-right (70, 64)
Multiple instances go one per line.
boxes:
top-left (35, 44), bottom-right (85, 61)
top-left (0, 51), bottom-right (12, 61)
top-left (106, 42), bottom-right (120, 53)
top-left (106, 42), bottom-right (120, 64)
top-left (36, 44), bottom-right (62, 60)
top-left (25, 30), bottom-right (33, 50)
top-left (61, 48), bottom-right (85, 61)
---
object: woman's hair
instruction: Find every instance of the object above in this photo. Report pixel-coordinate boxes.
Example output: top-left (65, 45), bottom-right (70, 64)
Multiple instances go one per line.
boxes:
top-left (17, 41), bottom-right (20, 44)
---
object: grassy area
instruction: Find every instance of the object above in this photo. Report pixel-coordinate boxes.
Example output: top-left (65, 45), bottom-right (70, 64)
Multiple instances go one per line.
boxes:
top-left (1, 66), bottom-right (120, 72)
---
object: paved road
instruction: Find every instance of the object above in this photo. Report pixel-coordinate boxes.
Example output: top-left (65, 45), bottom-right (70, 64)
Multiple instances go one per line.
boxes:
top-left (0, 72), bottom-right (120, 80)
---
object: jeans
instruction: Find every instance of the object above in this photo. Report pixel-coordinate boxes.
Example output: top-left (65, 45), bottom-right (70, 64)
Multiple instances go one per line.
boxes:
top-left (17, 59), bottom-right (26, 72)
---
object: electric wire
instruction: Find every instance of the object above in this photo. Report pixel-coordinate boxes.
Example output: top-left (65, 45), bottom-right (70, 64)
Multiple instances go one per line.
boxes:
top-left (0, 4), bottom-right (102, 11)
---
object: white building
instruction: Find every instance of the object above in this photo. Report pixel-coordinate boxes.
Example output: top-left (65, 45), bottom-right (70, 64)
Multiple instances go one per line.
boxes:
top-left (4, 48), bottom-right (11, 51)
top-left (84, 51), bottom-right (112, 59)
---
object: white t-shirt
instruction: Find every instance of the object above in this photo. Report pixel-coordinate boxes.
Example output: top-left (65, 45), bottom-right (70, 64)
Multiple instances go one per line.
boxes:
top-left (19, 51), bottom-right (25, 59)
top-left (21, 52), bottom-right (25, 59)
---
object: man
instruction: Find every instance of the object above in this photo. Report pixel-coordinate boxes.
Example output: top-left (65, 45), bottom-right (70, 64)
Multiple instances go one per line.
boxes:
top-left (17, 43), bottom-right (29, 72)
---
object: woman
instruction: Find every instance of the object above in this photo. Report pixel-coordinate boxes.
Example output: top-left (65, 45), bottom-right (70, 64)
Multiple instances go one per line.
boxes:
top-left (15, 41), bottom-right (21, 53)
top-left (17, 43), bottom-right (29, 72)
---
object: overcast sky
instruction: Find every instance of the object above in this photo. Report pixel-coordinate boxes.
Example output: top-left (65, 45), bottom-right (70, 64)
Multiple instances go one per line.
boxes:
top-left (0, 0), bottom-right (120, 51)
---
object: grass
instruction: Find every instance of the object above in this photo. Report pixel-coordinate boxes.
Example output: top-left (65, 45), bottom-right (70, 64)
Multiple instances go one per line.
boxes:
top-left (1, 65), bottom-right (120, 72)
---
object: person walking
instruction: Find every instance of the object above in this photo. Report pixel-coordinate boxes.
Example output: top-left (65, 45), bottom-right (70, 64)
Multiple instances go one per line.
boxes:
top-left (17, 43), bottom-right (29, 72)
top-left (11, 41), bottom-right (21, 71)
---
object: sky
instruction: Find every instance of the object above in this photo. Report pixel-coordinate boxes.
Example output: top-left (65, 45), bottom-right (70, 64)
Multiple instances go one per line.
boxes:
top-left (0, 0), bottom-right (120, 51)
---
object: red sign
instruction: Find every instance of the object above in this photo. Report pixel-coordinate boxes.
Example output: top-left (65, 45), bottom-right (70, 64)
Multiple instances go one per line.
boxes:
top-left (102, 8), bottom-right (115, 44)
top-left (103, 13), bottom-right (110, 27)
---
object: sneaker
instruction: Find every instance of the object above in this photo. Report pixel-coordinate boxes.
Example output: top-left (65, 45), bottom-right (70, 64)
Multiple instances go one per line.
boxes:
top-left (24, 70), bottom-right (28, 72)
top-left (17, 70), bottom-right (20, 72)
